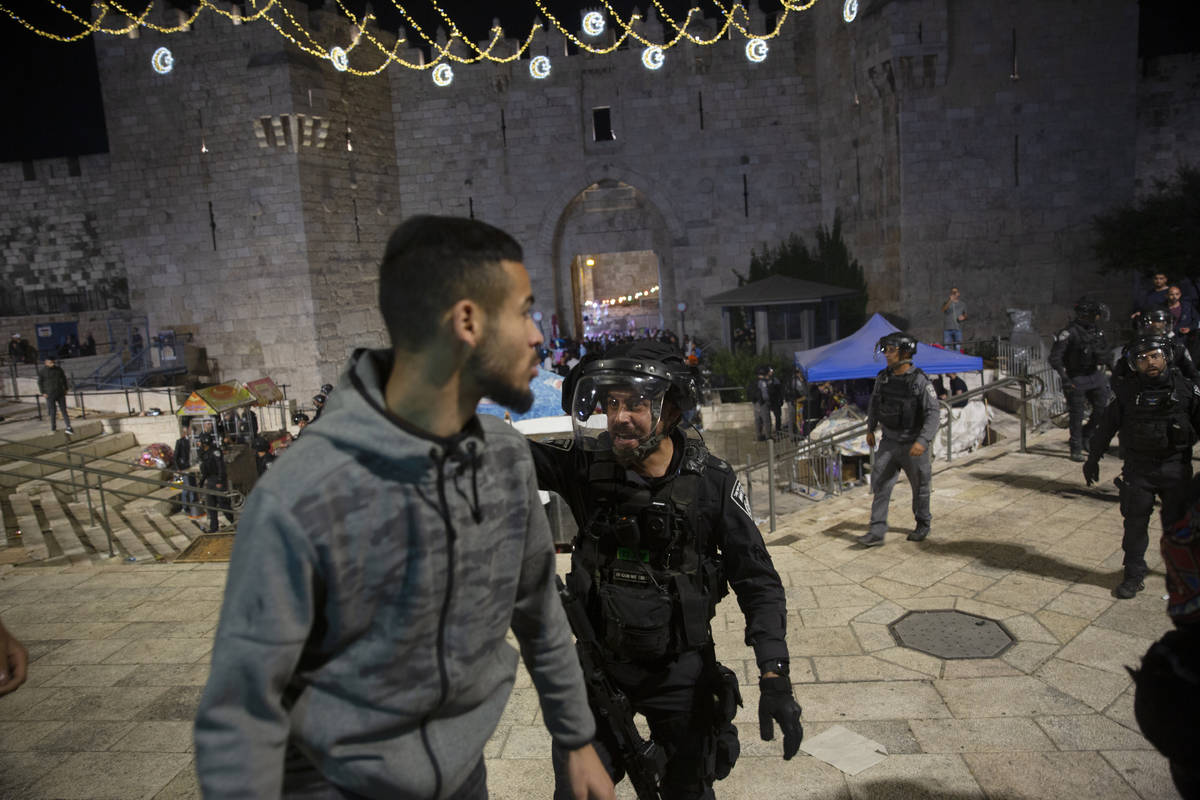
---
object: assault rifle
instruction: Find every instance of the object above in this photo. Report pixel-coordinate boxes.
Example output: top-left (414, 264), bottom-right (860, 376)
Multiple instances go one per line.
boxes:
top-left (556, 573), bottom-right (666, 800)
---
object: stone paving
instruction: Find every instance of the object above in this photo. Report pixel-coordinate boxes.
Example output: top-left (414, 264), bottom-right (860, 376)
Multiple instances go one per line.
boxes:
top-left (0, 424), bottom-right (1182, 799)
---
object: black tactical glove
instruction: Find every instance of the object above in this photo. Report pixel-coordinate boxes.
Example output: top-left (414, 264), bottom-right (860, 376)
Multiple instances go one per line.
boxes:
top-left (1083, 459), bottom-right (1100, 487)
top-left (757, 675), bottom-right (803, 759)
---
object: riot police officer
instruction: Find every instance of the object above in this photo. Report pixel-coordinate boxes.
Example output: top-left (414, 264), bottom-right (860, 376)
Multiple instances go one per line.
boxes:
top-left (530, 339), bottom-right (802, 799)
top-left (1084, 335), bottom-right (1200, 599)
top-left (198, 434), bottom-right (235, 533)
top-left (859, 332), bottom-right (941, 547)
top-left (1111, 308), bottom-right (1200, 385)
top-left (1050, 299), bottom-right (1111, 462)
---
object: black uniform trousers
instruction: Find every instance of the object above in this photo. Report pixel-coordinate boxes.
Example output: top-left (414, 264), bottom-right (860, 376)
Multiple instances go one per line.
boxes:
top-left (1065, 372), bottom-right (1109, 453)
top-left (551, 650), bottom-right (716, 800)
top-left (203, 477), bottom-right (234, 533)
top-left (1120, 454), bottom-right (1192, 578)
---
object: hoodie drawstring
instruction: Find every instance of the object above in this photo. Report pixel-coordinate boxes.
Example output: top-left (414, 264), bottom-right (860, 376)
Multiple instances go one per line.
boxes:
top-left (466, 441), bottom-right (482, 524)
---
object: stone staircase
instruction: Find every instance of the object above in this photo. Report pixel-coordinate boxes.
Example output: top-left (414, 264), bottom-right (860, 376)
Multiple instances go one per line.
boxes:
top-left (0, 421), bottom-right (208, 565)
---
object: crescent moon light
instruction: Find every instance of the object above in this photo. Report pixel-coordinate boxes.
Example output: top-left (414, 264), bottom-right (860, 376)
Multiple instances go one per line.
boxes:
top-left (642, 46), bottom-right (665, 71)
top-left (529, 55), bottom-right (551, 79)
top-left (582, 11), bottom-right (605, 37)
top-left (151, 46), bottom-right (174, 75)
top-left (745, 38), bottom-right (768, 63)
top-left (329, 46), bottom-right (348, 72)
top-left (432, 63), bottom-right (454, 87)
top-left (843, 0), bottom-right (859, 23)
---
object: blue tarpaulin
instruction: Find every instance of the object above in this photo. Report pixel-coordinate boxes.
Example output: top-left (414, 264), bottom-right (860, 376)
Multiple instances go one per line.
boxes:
top-left (477, 372), bottom-right (567, 422)
top-left (796, 313), bottom-right (984, 381)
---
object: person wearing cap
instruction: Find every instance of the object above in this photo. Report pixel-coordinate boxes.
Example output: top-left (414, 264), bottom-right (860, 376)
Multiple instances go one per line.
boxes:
top-left (310, 393), bottom-right (327, 425)
top-left (860, 332), bottom-right (940, 547)
top-left (197, 434), bottom-right (235, 533)
top-left (1084, 334), bottom-right (1200, 599)
top-left (1050, 299), bottom-right (1111, 462)
top-left (36, 356), bottom-right (73, 435)
top-left (7, 333), bottom-right (24, 363)
top-left (530, 339), bottom-right (803, 798)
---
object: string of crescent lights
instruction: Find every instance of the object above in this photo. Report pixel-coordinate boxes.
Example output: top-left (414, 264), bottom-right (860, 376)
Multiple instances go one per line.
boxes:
top-left (2, 0), bottom-right (830, 78)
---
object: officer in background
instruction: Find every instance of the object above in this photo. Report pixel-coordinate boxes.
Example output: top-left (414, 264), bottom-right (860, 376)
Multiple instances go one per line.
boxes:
top-left (197, 434), bottom-right (235, 533)
top-left (859, 332), bottom-right (940, 547)
top-left (1050, 299), bottom-right (1111, 462)
top-left (1111, 309), bottom-right (1200, 385)
top-left (746, 365), bottom-right (774, 441)
top-left (530, 339), bottom-right (803, 799)
top-left (1084, 334), bottom-right (1200, 599)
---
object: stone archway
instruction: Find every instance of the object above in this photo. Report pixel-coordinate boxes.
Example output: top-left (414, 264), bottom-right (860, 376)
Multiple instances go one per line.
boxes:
top-left (540, 176), bottom-right (684, 340)
top-left (547, 178), bottom-right (681, 340)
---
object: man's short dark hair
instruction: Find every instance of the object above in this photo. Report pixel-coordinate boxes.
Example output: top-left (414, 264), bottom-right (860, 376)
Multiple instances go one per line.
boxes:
top-left (379, 215), bottom-right (523, 350)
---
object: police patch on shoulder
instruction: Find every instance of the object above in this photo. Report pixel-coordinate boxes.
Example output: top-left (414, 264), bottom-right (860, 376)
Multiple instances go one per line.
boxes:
top-left (730, 478), bottom-right (752, 518)
top-left (542, 437), bottom-right (574, 451)
top-left (925, 383), bottom-right (937, 400)
top-left (1056, 330), bottom-right (1071, 342)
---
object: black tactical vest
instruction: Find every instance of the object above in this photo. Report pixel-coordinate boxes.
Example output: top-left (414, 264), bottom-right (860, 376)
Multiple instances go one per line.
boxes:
top-left (875, 368), bottom-right (925, 433)
top-left (1064, 323), bottom-right (1106, 376)
top-left (574, 442), bottom-right (728, 662)
top-left (1120, 372), bottom-right (1195, 456)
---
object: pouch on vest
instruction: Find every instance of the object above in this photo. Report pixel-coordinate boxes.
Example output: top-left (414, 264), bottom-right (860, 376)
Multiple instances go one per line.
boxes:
top-left (710, 664), bottom-right (742, 780)
top-left (598, 580), bottom-right (673, 660)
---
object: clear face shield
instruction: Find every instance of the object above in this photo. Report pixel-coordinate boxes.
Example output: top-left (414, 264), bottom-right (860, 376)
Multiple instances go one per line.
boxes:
top-left (570, 372), bottom-right (670, 458)
top-left (1128, 346), bottom-right (1168, 377)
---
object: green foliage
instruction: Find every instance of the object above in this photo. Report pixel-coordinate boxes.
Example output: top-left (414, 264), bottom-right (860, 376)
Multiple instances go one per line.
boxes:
top-left (735, 212), bottom-right (869, 331)
top-left (1092, 166), bottom-right (1200, 277)
top-left (707, 347), bottom-right (792, 391)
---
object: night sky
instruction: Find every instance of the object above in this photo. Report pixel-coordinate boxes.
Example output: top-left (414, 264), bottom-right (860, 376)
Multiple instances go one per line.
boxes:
top-left (1, 0), bottom-right (1197, 164)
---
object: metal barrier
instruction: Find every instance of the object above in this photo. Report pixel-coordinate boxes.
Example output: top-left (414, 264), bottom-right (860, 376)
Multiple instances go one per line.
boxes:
top-left (737, 374), bottom-right (1044, 531)
top-left (996, 339), bottom-right (1066, 427)
top-left (0, 434), bottom-right (242, 559)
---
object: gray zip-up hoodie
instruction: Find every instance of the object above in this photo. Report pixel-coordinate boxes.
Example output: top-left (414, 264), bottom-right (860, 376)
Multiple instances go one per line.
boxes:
top-left (194, 348), bottom-right (594, 799)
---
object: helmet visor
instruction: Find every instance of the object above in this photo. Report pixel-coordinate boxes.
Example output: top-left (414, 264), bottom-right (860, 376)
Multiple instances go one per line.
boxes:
top-left (570, 372), bottom-right (669, 453)
top-left (1128, 345), bottom-right (1168, 374)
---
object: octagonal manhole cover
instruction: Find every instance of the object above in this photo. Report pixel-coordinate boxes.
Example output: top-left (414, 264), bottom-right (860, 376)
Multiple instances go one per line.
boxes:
top-left (888, 610), bottom-right (1014, 659)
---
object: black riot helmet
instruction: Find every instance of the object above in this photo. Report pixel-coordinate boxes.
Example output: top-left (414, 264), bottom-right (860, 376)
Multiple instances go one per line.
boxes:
top-left (1139, 308), bottom-right (1172, 336)
top-left (199, 433), bottom-right (215, 449)
top-left (1074, 299), bottom-right (1110, 324)
top-left (312, 394), bottom-right (326, 407)
top-left (292, 411), bottom-right (310, 425)
top-left (564, 339), bottom-right (700, 460)
top-left (1124, 334), bottom-right (1171, 376)
top-left (874, 331), bottom-right (918, 361)
top-left (321, 383), bottom-right (334, 395)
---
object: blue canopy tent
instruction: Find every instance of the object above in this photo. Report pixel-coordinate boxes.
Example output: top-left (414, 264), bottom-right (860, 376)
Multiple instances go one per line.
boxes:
top-left (796, 313), bottom-right (983, 381)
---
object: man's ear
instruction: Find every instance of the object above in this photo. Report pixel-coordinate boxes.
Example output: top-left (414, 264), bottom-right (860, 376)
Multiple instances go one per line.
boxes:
top-left (447, 299), bottom-right (485, 348)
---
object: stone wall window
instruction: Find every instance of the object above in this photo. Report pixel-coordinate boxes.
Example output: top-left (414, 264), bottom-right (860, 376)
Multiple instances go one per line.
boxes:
top-left (592, 107), bottom-right (614, 142)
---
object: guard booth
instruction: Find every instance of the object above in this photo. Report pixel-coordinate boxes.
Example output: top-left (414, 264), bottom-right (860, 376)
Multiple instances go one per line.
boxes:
top-left (176, 382), bottom-right (260, 500)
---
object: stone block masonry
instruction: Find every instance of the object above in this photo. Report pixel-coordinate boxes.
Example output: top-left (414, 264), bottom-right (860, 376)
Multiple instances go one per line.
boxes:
top-left (1, 0), bottom-right (1197, 384)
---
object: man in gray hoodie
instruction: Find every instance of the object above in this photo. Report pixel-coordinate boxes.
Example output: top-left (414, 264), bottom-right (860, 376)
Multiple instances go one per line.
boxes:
top-left (194, 216), bottom-right (613, 800)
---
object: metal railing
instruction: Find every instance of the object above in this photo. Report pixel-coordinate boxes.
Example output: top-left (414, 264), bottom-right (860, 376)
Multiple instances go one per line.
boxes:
top-left (1, 434), bottom-right (242, 559)
top-left (736, 373), bottom-right (1044, 532)
top-left (996, 338), bottom-right (1066, 427)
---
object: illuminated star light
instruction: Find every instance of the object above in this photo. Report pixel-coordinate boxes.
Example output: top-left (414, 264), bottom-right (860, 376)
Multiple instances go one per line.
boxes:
top-left (530, 55), bottom-right (551, 79)
top-left (432, 63), bottom-right (454, 86)
top-left (745, 38), bottom-right (768, 63)
top-left (582, 11), bottom-right (605, 37)
top-left (151, 46), bottom-right (174, 75)
top-left (329, 46), bottom-right (348, 72)
top-left (843, 0), bottom-right (859, 23)
top-left (642, 46), bottom-right (664, 71)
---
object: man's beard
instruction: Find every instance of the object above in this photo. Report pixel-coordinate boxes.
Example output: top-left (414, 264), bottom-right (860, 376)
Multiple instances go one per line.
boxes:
top-left (471, 337), bottom-right (534, 414)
